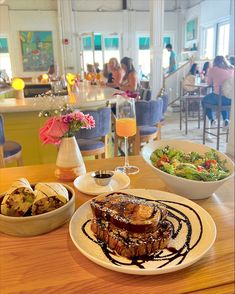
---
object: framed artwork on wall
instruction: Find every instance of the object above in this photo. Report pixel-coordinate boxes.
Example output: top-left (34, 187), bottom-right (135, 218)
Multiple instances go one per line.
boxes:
top-left (186, 19), bottom-right (198, 42)
top-left (19, 31), bottom-right (54, 72)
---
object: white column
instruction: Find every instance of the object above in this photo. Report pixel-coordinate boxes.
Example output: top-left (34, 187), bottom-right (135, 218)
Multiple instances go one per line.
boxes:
top-left (177, 10), bottom-right (185, 62)
top-left (57, 0), bottom-right (76, 73)
top-left (150, 0), bottom-right (164, 98)
top-left (229, 0), bottom-right (234, 56)
top-left (226, 0), bottom-right (234, 157)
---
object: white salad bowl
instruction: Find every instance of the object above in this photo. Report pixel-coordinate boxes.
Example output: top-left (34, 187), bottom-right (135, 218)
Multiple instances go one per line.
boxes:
top-left (0, 183), bottom-right (75, 237)
top-left (141, 140), bottom-right (234, 200)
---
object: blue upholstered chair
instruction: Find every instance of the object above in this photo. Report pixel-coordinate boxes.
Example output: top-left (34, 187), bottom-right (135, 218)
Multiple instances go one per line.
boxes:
top-left (0, 115), bottom-right (23, 168)
top-left (75, 107), bottom-right (111, 158)
top-left (135, 98), bottom-right (163, 142)
top-left (114, 99), bottom-right (163, 156)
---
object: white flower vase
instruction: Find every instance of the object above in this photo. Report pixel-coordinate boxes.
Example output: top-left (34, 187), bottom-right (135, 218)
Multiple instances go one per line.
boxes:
top-left (55, 136), bottom-right (86, 181)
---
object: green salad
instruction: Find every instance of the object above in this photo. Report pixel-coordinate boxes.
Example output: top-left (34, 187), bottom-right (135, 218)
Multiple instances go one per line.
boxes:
top-left (150, 146), bottom-right (230, 182)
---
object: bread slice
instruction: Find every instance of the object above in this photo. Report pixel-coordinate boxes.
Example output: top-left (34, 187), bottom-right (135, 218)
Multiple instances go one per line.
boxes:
top-left (90, 192), bottom-right (168, 233)
top-left (91, 218), bottom-right (172, 259)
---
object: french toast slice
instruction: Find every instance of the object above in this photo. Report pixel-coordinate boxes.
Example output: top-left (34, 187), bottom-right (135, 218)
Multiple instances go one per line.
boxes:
top-left (90, 192), bottom-right (168, 233)
top-left (91, 218), bottom-right (172, 259)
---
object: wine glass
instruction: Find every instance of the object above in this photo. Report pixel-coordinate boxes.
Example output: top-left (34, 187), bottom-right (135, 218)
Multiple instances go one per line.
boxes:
top-left (115, 96), bottom-right (139, 175)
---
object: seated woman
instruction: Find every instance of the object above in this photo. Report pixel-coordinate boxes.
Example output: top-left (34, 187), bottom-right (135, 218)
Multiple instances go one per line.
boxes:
top-left (48, 64), bottom-right (59, 81)
top-left (94, 62), bottom-right (101, 74)
top-left (119, 57), bottom-right (138, 92)
top-left (86, 64), bottom-right (95, 73)
top-left (202, 56), bottom-right (234, 128)
top-left (189, 63), bottom-right (200, 76)
top-left (85, 64), bottom-right (96, 81)
top-left (202, 62), bottom-right (210, 76)
top-left (106, 58), bottom-right (124, 88)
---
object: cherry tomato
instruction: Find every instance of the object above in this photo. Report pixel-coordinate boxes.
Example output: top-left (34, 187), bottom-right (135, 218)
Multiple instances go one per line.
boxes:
top-left (157, 155), bottom-right (169, 167)
top-left (197, 166), bottom-right (205, 172)
top-left (205, 159), bottom-right (217, 169)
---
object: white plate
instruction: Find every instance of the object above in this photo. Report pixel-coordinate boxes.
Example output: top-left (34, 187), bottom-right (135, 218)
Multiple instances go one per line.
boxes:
top-left (73, 171), bottom-right (130, 196)
top-left (69, 189), bottom-right (216, 275)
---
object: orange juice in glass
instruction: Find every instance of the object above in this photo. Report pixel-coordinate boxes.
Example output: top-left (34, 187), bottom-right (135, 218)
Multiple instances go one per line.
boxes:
top-left (116, 118), bottom-right (136, 137)
top-left (115, 96), bottom-right (139, 175)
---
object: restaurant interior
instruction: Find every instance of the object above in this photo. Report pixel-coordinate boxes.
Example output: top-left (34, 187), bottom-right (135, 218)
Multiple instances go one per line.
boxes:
top-left (0, 0), bottom-right (234, 293)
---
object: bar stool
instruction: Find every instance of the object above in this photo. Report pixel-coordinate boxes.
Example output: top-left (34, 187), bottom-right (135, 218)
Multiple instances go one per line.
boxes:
top-left (179, 79), bottom-right (204, 135)
top-left (0, 115), bottom-right (23, 168)
top-left (75, 107), bottom-right (111, 158)
top-left (202, 88), bottom-right (231, 150)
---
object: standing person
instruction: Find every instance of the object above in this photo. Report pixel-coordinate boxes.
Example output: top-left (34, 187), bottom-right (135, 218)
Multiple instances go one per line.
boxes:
top-left (119, 57), bottom-right (138, 92)
top-left (202, 56), bottom-right (234, 128)
top-left (106, 58), bottom-right (124, 88)
top-left (166, 44), bottom-right (177, 73)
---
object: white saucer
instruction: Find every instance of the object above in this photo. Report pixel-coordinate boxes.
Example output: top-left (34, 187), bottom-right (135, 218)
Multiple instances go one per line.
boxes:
top-left (73, 171), bottom-right (130, 196)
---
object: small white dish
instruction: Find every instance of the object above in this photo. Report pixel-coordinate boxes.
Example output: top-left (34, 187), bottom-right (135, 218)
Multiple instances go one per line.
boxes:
top-left (73, 171), bottom-right (130, 196)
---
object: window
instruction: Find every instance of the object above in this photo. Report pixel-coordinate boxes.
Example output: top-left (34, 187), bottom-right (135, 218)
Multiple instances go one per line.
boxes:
top-left (202, 21), bottom-right (230, 59)
top-left (80, 33), bottom-right (121, 71)
top-left (203, 27), bottom-right (215, 59)
top-left (81, 35), bottom-right (94, 72)
top-left (0, 37), bottom-right (12, 78)
top-left (162, 36), bottom-right (171, 69)
top-left (138, 36), bottom-right (150, 79)
top-left (137, 35), bottom-right (172, 79)
top-left (217, 22), bottom-right (230, 57)
top-left (94, 34), bottom-right (103, 69)
top-left (103, 35), bottom-right (120, 63)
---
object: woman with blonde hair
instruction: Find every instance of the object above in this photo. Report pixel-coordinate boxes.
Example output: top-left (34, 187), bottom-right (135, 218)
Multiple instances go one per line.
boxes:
top-left (107, 57), bottom-right (124, 88)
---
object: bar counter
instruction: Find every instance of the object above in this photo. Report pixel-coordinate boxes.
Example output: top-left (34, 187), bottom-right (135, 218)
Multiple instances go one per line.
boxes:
top-left (0, 83), bottom-right (118, 113)
top-left (0, 156), bottom-right (234, 293)
top-left (0, 84), bottom-right (119, 165)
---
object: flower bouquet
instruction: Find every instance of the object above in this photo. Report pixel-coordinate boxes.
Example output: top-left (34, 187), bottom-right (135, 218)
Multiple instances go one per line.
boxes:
top-left (39, 104), bottom-right (95, 181)
top-left (39, 104), bottom-right (95, 145)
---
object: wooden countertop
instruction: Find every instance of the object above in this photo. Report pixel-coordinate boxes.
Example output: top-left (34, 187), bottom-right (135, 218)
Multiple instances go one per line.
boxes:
top-left (0, 83), bottom-right (119, 113)
top-left (0, 156), bottom-right (234, 294)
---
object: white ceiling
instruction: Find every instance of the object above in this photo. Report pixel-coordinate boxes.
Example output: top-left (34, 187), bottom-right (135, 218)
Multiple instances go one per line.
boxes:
top-left (1, 0), bottom-right (204, 11)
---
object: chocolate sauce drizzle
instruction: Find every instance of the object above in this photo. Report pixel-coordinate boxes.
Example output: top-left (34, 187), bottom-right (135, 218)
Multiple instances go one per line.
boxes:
top-left (81, 198), bottom-right (203, 270)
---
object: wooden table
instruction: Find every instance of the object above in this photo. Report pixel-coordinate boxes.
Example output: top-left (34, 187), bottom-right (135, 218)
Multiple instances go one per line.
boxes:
top-left (0, 156), bottom-right (234, 294)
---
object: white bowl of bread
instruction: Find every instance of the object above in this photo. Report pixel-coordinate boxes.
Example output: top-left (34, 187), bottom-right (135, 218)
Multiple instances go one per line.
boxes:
top-left (0, 178), bottom-right (75, 236)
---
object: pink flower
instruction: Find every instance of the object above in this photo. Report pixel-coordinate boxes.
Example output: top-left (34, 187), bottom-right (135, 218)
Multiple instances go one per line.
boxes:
top-left (83, 114), bottom-right (95, 129)
top-left (39, 117), bottom-right (69, 145)
top-left (73, 111), bottom-right (85, 121)
top-left (62, 113), bottom-right (74, 124)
